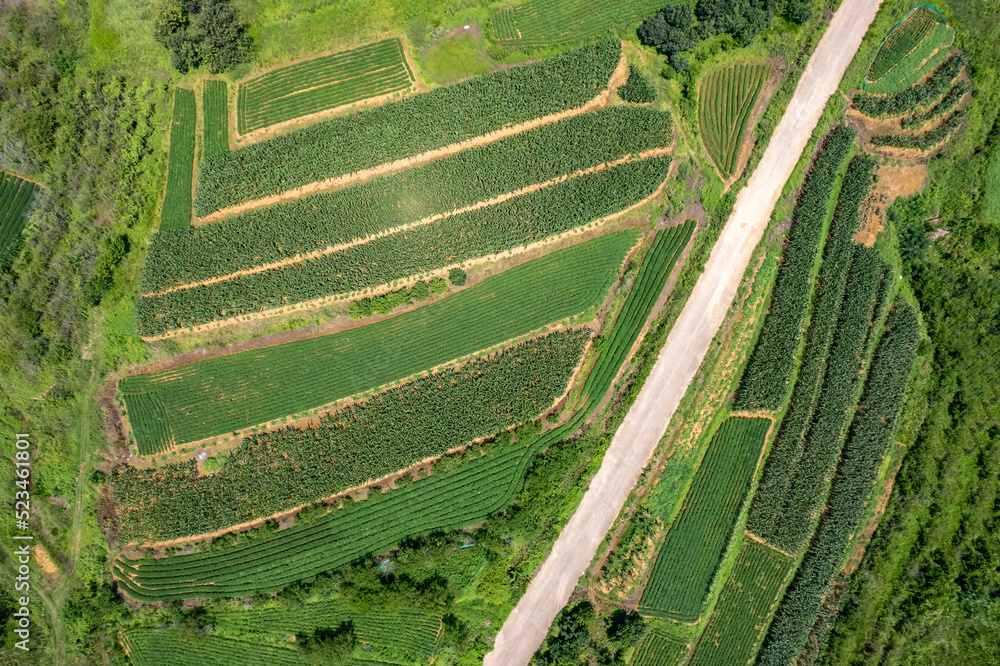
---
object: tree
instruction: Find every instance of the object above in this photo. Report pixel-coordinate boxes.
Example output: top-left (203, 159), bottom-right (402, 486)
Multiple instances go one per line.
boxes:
top-left (297, 622), bottom-right (356, 664)
top-left (448, 267), bottom-right (467, 286)
top-left (154, 0), bottom-right (251, 74)
top-left (786, 0), bottom-right (813, 24)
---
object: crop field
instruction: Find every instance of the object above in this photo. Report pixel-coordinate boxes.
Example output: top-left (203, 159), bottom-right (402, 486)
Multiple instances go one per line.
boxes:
top-left (137, 154), bottom-right (670, 336)
top-left (901, 78), bottom-right (971, 130)
top-left (0, 171), bottom-right (39, 259)
top-left (638, 417), bottom-right (772, 621)
top-left (236, 38), bottom-right (414, 135)
top-left (865, 5), bottom-right (948, 91)
top-left (197, 39), bottom-right (622, 215)
top-left (143, 106), bottom-right (673, 294)
top-left (632, 631), bottom-right (689, 666)
top-left (122, 631), bottom-right (305, 665)
top-left (202, 80), bottom-right (229, 157)
top-left (159, 88), bottom-right (196, 232)
top-left (121, 231), bottom-right (637, 452)
top-left (734, 126), bottom-right (855, 411)
top-left (113, 331), bottom-right (589, 542)
top-left (699, 63), bottom-right (770, 179)
top-left (687, 539), bottom-right (794, 666)
top-left (492, 0), bottom-right (664, 49)
top-left (865, 22), bottom-right (953, 95)
top-left (855, 51), bottom-right (966, 119)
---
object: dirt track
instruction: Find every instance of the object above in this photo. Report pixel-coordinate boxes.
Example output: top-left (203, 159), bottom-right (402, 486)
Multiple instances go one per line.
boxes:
top-left (484, 1), bottom-right (884, 663)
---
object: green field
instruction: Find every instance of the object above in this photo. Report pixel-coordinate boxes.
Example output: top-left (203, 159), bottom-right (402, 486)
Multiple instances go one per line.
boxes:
top-left (121, 231), bottom-right (637, 451)
top-left (0, 171), bottom-right (39, 259)
top-left (866, 5), bottom-right (948, 90)
top-left (236, 38), bottom-right (414, 134)
top-left (632, 631), bottom-right (690, 666)
top-left (202, 80), bottom-right (229, 157)
top-left (113, 331), bottom-right (589, 541)
top-left (638, 417), bottom-right (772, 621)
top-left (492, 0), bottom-right (664, 49)
top-left (159, 88), bottom-right (196, 232)
top-left (688, 539), bottom-right (794, 666)
top-left (699, 63), bottom-right (769, 179)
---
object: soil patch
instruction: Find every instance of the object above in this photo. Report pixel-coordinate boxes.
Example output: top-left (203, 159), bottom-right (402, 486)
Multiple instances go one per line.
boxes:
top-left (855, 164), bottom-right (927, 246)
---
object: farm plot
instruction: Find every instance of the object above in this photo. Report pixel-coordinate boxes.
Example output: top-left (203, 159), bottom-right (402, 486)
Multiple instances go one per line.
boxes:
top-left (142, 106), bottom-right (673, 294)
top-left (632, 631), bottom-right (689, 666)
top-left (865, 5), bottom-right (950, 93)
top-left (197, 39), bottom-right (622, 215)
top-left (492, 0), bottom-right (665, 49)
top-left (121, 231), bottom-right (637, 452)
top-left (638, 417), bottom-right (772, 622)
top-left (159, 88), bottom-right (196, 232)
top-left (236, 38), bottom-right (414, 135)
top-left (136, 155), bottom-right (670, 336)
top-left (699, 63), bottom-right (770, 180)
top-left (687, 539), bottom-right (794, 666)
top-left (202, 80), bottom-right (229, 157)
top-left (123, 631), bottom-right (304, 666)
top-left (113, 331), bottom-right (589, 543)
top-left (854, 51), bottom-right (966, 119)
top-left (0, 172), bottom-right (40, 259)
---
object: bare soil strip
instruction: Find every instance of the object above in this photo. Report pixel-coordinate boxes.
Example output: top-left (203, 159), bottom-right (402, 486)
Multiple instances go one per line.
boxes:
top-left (146, 148), bottom-right (672, 298)
top-left (744, 529), bottom-right (795, 558)
top-left (202, 52), bottom-right (629, 224)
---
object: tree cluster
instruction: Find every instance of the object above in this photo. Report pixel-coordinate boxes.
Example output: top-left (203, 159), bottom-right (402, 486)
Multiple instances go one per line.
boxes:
top-left (534, 601), bottom-right (646, 665)
top-left (154, 0), bottom-right (252, 74)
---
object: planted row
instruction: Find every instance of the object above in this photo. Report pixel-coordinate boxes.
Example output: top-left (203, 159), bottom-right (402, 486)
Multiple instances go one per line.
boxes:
top-left (142, 106), bottom-right (673, 293)
top-left (123, 631), bottom-right (302, 666)
top-left (159, 89), bottom-right (196, 232)
top-left (866, 6), bottom-right (946, 86)
top-left (756, 305), bottom-right (920, 666)
top-left (900, 78), bottom-right (971, 130)
top-left (854, 51), bottom-right (966, 118)
top-left (0, 172), bottom-right (40, 259)
top-left (499, 0), bottom-right (664, 48)
top-left (137, 156), bottom-right (669, 336)
top-left (871, 107), bottom-right (967, 151)
top-left (699, 63), bottom-right (769, 179)
top-left (202, 80), bottom-right (229, 157)
top-left (865, 21), bottom-right (953, 96)
top-left (632, 631), bottom-right (689, 666)
top-left (196, 39), bottom-right (622, 215)
top-left (733, 125), bottom-right (855, 411)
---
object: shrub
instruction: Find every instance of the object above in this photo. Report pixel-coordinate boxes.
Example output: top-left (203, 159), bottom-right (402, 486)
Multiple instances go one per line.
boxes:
top-left (448, 268), bottom-right (467, 286)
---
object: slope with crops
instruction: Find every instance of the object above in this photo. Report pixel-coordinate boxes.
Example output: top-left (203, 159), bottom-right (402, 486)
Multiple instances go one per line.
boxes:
top-left (864, 5), bottom-right (953, 94)
top-left (698, 62), bottom-right (770, 180)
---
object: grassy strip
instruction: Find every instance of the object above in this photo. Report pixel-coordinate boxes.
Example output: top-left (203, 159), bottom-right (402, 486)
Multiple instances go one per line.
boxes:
top-left (159, 88), bottom-right (196, 232)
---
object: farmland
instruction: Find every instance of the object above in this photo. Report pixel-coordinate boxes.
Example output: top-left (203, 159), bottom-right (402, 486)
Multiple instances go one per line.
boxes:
top-left (0, 171), bottom-right (39, 259)
top-left (632, 631), bottom-right (689, 666)
top-left (638, 417), bottom-right (771, 621)
top-left (491, 0), bottom-right (664, 49)
top-left (121, 231), bottom-right (637, 452)
top-left (699, 63), bottom-right (770, 179)
top-left (236, 38), bottom-right (414, 135)
top-left (159, 88), bottom-right (196, 232)
top-left (855, 51), bottom-right (967, 118)
top-left (865, 5), bottom-right (950, 93)
top-left (202, 80), bottom-right (229, 156)
top-left (122, 631), bottom-right (305, 665)
top-left (113, 331), bottom-right (589, 542)
top-left (196, 39), bottom-right (623, 215)
top-left (687, 539), bottom-right (795, 666)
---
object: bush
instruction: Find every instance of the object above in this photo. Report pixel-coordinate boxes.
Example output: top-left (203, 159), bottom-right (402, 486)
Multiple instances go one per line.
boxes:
top-left (618, 65), bottom-right (657, 103)
top-left (84, 233), bottom-right (130, 306)
top-left (429, 277), bottom-right (447, 295)
top-left (448, 268), bottom-right (467, 286)
top-left (409, 280), bottom-right (430, 302)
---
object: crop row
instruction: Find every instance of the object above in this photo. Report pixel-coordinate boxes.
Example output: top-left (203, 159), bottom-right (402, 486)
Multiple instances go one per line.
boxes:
top-left (865, 21), bottom-right (954, 95)
top-left (0, 172), bottom-right (39, 259)
top-left (499, 0), bottom-right (665, 48)
top-left (755, 304), bottom-right (920, 666)
top-left (581, 220), bottom-right (695, 404)
top-left (123, 631), bottom-right (306, 665)
top-left (113, 331), bottom-right (589, 543)
top-left (632, 631), bottom-right (689, 666)
top-left (137, 156), bottom-right (669, 336)
top-left (699, 63), bottom-right (769, 179)
top-left (202, 80), bottom-right (229, 157)
top-left (638, 417), bottom-right (772, 621)
top-left (866, 6), bottom-right (946, 86)
top-left (196, 39), bottom-right (622, 215)
top-left (687, 539), bottom-right (794, 666)
top-left (872, 107), bottom-right (967, 151)
top-left (492, 6), bottom-right (518, 40)
top-left (733, 125), bottom-right (855, 411)
top-left (854, 51), bottom-right (967, 118)
top-left (900, 78), bottom-right (971, 130)
top-left (142, 106), bottom-right (673, 293)
top-left (122, 231), bottom-right (637, 450)
top-left (237, 38), bottom-right (412, 134)
top-left (160, 89), bottom-right (196, 233)
top-left (752, 247), bottom-right (891, 554)
top-left (746, 154), bottom-right (877, 548)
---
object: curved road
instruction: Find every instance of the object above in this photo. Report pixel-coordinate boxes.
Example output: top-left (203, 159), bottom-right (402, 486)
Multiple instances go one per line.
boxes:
top-left (485, 1), bottom-right (883, 662)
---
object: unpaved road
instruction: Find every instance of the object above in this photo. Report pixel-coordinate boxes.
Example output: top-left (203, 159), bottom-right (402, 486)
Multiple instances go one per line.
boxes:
top-left (484, 1), bottom-right (883, 662)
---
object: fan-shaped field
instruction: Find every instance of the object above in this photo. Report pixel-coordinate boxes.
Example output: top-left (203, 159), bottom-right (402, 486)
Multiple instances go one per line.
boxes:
top-left (699, 63), bottom-right (769, 180)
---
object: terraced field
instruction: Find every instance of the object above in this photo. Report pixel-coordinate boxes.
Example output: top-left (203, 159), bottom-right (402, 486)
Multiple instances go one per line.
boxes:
top-left (865, 5), bottom-right (952, 94)
top-left (236, 38), bottom-right (413, 134)
top-left (699, 63), bottom-right (770, 179)
top-left (0, 171), bottom-right (40, 259)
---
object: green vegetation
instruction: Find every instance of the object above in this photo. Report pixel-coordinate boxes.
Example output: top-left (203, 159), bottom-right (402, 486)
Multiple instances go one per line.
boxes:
top-left (638, 417), bottom-right (771, 621)
top-left (865, 5), bottom-right (948, 90)
top-left (154, 0), bottom-right (252, 74)
top-left (122, 231), bottom-right (637, 450)
top-left (123, 631), bottom-right (304, 665)
top-left (160, 88), bottom-right (196, 232)
top-left (871, 107), bottom-right (967, 150)
top-left (84, 233), bottom-right (131, 307)
top-left (866, 22), bottom-right (953, 95)
top-left (733, 126), bottom-right (855, 411)
top-left (492, 0), bottom-right (664, 49)
top-left (534, 600), bottom-right (646, 665)
top-left (854, 51), bottom-right (967, 118)
top-left (0, 172), bottom-right (39, 261)
top-left (698, 63), bottom-right (769, 179)
top-left (900, 78), bottom-right (971, 130)
top-left (757, 305), bottom-right (920, 665)
top-left (236, 38), bottom-right (413, 134)
top-left (492, 7), bottom-right (518, 40)
top-left (196, 39), bottom-right (622, 215)
top-left (688, 539), bottom-right (794, 666)
top-left (202, 80), bottom-right (229, 156)
top-left (422, 35), bottom-right (498, 85)
top-left (114, 331), bottom-right (589, 542)
top-left (618, 65), bottom-right (657, 104)
top-left (632, 631), bottom-right (689, 666)
top-left (143, 106), bottom-right (674, 293)
top-left (137, 156), bottom-right (669, 335)
top-left (986, 147), bottom-right (1000, 224)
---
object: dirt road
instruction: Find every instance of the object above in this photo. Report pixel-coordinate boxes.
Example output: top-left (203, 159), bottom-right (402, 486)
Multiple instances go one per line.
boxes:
top-left (484, 1), bottom-right (883, 662)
